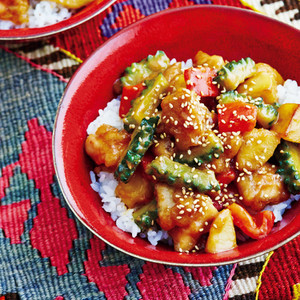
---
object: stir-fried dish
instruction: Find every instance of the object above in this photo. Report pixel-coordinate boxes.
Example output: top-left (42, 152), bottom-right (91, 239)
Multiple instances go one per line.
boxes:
top-left (85, 50), bottom-right (300, 253)
top-left (0, 0), bottom-right (94, 25)
top-left (0, 0), bottom-right (29, 25)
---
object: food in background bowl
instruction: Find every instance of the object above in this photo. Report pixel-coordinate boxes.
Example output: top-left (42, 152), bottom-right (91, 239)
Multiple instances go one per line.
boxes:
top-left (85, 50), bottom-right (300, 254)
top-left (0, 0), bottom-right (98, 29)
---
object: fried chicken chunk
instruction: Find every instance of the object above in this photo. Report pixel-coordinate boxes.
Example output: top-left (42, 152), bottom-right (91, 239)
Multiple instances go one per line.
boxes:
top-left (0, 0), bottom-right (29, 25)
top-left (161, 89), bottom-right (213, 151)
top-left (85, 124), bottom-right (130, 168)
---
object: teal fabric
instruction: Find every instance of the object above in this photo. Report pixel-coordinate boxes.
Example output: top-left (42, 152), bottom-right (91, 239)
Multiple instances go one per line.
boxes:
top-left (0, 48), bottom-right (234, 300)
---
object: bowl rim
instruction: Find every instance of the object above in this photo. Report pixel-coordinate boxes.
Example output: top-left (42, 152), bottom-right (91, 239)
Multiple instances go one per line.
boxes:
top-left (53, 4), bottom-right (300, 266)
top-left (0, 0), bottom-right (116, 41)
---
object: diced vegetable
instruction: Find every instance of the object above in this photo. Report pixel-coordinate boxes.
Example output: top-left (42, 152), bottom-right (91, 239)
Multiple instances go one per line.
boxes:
top-left (236, 163), bottom-right (290, 211)
top-left (175, 130), bottom-right (224, 166)
top-left (271, 103), bottom-right (300, 143)
top-left (255, 63), bottom-right (284, 84)
top-left (155, 183), bottom-right (176, 231)
top-left (217, 102), bottom-right (257, 133)
top-left (256, 101), bottom-right (279, 128)
top-left (123, 73), bottom-right (169, 129)
top-left (236, 128), bottom-right (280, 171)
top-left (140, 152), bottom-right (155, 175)
top-left (115, 117), bottom-right (159, 182)
top-left (132, 200), bottom-right (158, 232)
top-left (184, 67), bottom-right (220, 98)
top-left (214, 57), bottom-right (256, 90)
top-left (121, 50), bottom-right (170, 87)
top-left (237, 62), bottom-right (284, 104)
top-left (218, 91), bottom-right (278, 128)
top-left (119, 83), bottom-right (145, 117)
top-left (275, 140), bottom-right (300, 193)
top-left (216, 168), bottom-right (237, 185)
top-left (205, 209), bottom-right (237, 253)
top-left (146, 155), bottom-right (220, 192)
top-left (228, 203), bottom-right (275, 239)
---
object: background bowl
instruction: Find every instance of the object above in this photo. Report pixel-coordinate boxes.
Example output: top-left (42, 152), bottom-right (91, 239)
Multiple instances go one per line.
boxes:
top-left (53, 5), bottom-right (300, 266)
top-left (0, 0), bottom-right (116, 41)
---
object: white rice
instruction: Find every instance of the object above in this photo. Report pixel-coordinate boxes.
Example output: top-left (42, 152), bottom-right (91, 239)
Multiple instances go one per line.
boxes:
top-left (87, 98), bottom-right (124, 135)
top-left (264, 194), bottom-right (300, 222)
top-left (0, 0), bottom-right (72, 29)
top-left (277, 79), bottom-right (300, 105)
top-left (90, 170), bottom-right (170, 245)
top-left (88, 74), bottom-right (300, 245)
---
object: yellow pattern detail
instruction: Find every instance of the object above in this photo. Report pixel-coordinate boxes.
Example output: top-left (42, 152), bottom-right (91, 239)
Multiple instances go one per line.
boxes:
top-left (239, 0), bottom-right (266, 15)
top-left (255, 251), bottom-right (274, 300)
top-left (59, 48), bottom-right (83, 64)
top-left (292, 283), bottom-right (300, 300)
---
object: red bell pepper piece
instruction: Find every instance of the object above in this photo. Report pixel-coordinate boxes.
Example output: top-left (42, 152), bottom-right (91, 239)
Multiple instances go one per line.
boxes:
top-left (216, 168), bottom-right (237, 185)
top-left (228, 203), bottom-right (275, 239)
top-left (140, 152), bottom-right (155, 181)
top-left (119, 83), bottom-right (145, 117)
top-left (217, 102), bottom-right (257, 132)
top-left (184, 67), bottom-right (220, 98)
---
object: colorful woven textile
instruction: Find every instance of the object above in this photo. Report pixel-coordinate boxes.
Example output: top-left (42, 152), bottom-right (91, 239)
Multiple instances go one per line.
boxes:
top-left (0, 1), bottom-right (299, 299)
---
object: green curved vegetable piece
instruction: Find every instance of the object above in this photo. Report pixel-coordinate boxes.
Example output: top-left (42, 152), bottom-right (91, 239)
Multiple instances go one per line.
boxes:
top-left (132, 200), bottom-right (158, 232)
top-left (123, 73), bottom-right (169, 130)
top-left (115, 116), bottom-right (159, 182)
top-left (214, 57), bottom-right (256, 90)
top-left (121, 50), bottom-right (170, 87)
top-left (174, 131), bottom-right (224, 166)
top-left (275, 140), bottom-right (300, 194)
top-left (146, 155), bottom-right (220, 192)
top-left (219, 90), bottom-right (278, 128)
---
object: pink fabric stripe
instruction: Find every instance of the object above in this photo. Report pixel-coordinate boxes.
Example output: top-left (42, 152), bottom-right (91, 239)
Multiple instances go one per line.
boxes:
top-left (223, 263), bottom-right (238, 300)
top-left (0, 45), bottom-right (68, 83)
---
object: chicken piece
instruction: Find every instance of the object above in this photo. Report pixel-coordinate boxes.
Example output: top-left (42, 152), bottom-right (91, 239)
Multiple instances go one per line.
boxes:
top-left (169, 74), bottom-right (186, 93)
top-left (236, 128), bottom-right (280, 172)
top-left (237, 163), bottom-right (290, 211)
top-left (151, 134), bottom-right (175, 158)
top-left (169, 194), bottom-right (218, 252)
top-left (211, 132), bottom-right (243, 173)
top-left (163, 62), bottom-right (183, 83)
top-left (50, 0), bottom-right (94, 9)
top-left (85, 124), bottom-right (130, 168)
top-left (115, 168), bottom-right (153, 208)
top-left (161, 89), bottom-right (213, 151)
top-left (194, 50), bottom-right (226, 71)
top-left (163, 62), bottom-right (185, 93)
top-left (0, 0), bottom-right (29, 25)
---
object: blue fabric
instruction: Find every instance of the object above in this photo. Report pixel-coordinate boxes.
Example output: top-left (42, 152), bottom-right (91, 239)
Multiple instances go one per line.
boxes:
top-left (0, 21), bottom-right (233, 300)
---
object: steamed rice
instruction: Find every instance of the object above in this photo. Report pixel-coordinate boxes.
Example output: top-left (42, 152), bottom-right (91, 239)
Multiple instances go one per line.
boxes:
top-left (0, 0), bottom-right (72, 29)
top-left (277, 79), bottom-right (300, 105)
top-left (88, 72), bottom-right (300, 245)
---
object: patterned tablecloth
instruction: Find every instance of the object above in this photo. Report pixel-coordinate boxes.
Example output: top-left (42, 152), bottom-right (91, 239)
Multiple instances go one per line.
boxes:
top-left (0, 0), bottom-right (299, 299)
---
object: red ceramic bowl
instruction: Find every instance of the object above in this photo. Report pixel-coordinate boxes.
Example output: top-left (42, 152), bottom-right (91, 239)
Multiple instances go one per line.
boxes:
top-left (53, 5), bottom-right (300, 266)
top-left (0, 0), bottom-right (116, 41)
